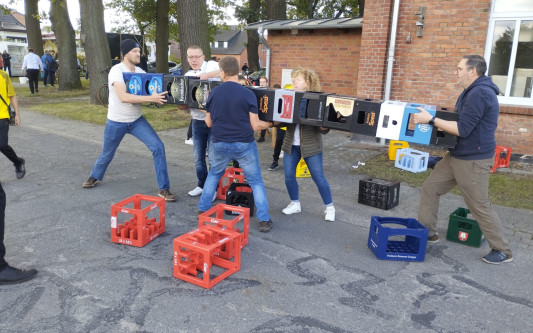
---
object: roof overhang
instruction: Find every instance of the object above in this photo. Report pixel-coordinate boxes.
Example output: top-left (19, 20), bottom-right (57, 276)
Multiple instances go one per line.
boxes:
top-left (244, 18), bottom-right (363, 31)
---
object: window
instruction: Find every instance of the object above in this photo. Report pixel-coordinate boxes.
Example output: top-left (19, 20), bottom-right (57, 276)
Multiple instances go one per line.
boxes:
top-left (486, 0), bottom-right (533, 105)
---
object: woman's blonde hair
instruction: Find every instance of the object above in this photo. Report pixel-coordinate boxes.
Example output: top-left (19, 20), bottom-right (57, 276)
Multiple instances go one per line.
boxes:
top-left (291, 67), bottom-right (321, 91)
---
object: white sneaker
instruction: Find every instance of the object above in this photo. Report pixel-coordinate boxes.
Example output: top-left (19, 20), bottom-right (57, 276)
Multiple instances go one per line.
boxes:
top-left (282, 202), bottom-right (301, 215)
top-left (212, 190), bottom-right (218, 202)
top-left (188, 186), bottom-right (203, 197)
top-left (324, 206), bottom-right (335, 222)
top-left (280, 151), bottom-right (284, 158)
top-left (184, 138), bottom-right (193, 146)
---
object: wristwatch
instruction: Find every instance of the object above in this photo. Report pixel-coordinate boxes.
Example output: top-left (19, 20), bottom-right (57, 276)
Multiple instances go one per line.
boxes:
top-left (428, 115), bottom-right (436, 126)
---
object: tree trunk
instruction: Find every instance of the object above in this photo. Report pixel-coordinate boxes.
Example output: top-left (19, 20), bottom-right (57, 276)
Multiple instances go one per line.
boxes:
top-left (265, 0), bottom-right (287, 20)
top-left (24, 0), bottom-right (44, 56)
top-left (359, 0), bottom-right (365, 17)
top-left (177, 0), bottom-right (210, 73)
top-left (155, 0), bottom-right (169, 73)
top-left (80, 0), bottom-right (112, 104)
top-left (50, 0), bottom-right (82, 90)
top-left (245, 0), bottom-right (261, 72)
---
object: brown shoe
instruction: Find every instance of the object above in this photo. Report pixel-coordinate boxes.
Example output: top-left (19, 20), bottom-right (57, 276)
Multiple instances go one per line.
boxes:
top-left (82, 176), bottom-right (98, 188)
top-left (158, 189), bottom-right (177, 202)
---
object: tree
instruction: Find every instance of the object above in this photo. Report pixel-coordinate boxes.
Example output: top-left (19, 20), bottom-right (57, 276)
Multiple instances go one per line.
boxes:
top-left (24, 0), bottom-right (44, 55)
top-left (265, 0), bottom-right (287, 20)
top-left (177, 0), bottom-right (210, 73)
top-left (79, 0), bottom-right (112, 104)
top-left (155, 0), bottom-right (169, 73)
top-left (50, 0), bottom-right (82, 90)
top-left (286, 0), bottom-right (362, 19)
top-left (235, 0), bottom-right (263, 72)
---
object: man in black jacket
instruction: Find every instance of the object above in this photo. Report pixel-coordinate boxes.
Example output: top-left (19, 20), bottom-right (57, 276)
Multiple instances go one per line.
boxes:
top-left (414, 55), bottom-right (512, 264)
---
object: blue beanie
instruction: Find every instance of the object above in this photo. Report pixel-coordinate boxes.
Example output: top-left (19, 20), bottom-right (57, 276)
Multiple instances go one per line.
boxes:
top-left (120, 39), bottom-right (140, 57)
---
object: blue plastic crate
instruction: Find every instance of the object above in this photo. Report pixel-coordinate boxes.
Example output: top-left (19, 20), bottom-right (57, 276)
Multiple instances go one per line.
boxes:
top-left (398, 103), bottom-right (437, 145)
top-left (395, 148), bottom-right (429, 173)
top-left (123, 73), bottom-right (144, 95)
top-left (367, 216), bottom-right (428, 261)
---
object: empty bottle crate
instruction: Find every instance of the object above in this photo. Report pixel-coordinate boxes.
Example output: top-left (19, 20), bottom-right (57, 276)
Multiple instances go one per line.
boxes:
top-left (293, 91), bottom-right (332, 127)
top-left (322, 95), bottom-right (358, 132)
top-left (375, 100), bottom-right (407, 140)
top-left (429, 108), bottom-right (459, 148)
top-left (367, 216), bottom-right (428, 262)
top-left (173, 225), bottom-right (241, 289)
top-left (491, 145), bottom-right (512, 173)
top-left (217, 167), bottom-right (246, 200)
top-left (395, 148), bottom-right (429, 173)
top-left (225, 182), bottom-right (255, 217)
top-left (358, 178), bottom-right (400, 210)
top-left (388, 140), bottom-right (409, 160)
top-left (446, 208), bottom-right (485, 247)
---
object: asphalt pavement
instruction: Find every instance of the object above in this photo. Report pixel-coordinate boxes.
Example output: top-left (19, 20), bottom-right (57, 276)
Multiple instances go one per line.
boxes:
top-left (1, 105), bottom-right (532, 332)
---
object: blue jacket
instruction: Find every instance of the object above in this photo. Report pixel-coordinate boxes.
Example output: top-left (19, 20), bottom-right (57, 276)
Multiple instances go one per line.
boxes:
top-left (451, 75), bottom-right (499, 160)
top-left (41, 54), bottom-right (55, 71)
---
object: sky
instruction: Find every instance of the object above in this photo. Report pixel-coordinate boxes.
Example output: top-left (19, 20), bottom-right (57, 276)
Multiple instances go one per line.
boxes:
top-left (10, 0), bottom-right (240, 32)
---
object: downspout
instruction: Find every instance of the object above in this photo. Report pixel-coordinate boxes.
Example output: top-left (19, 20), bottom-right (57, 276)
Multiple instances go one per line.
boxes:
top-left (381, 0), bottom-right (401, 144)
top-left (258, 27), bottom-right (271, 81)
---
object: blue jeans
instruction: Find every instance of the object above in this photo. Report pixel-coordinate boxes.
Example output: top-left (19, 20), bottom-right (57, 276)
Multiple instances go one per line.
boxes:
top-left (192, 119), bottom-right (212, 188)
top-left (283, 145), bottom-right (333, 205)
top-left (90, 116), bottom-right (170, 190)
top-left (198, 141), bottom-right (271, 222)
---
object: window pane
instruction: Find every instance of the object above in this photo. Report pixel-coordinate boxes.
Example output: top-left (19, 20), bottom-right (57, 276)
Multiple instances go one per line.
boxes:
top-left (488, 21), bottom-right (515, 94)
top-left (494, 0), bottom-right (533, 12)
top-left (510, 20), bottom-right (533, 97)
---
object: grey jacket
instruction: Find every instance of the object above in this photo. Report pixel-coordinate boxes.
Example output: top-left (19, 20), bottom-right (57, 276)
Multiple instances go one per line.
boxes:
top-left (282, 124), bottom-right (329, 158)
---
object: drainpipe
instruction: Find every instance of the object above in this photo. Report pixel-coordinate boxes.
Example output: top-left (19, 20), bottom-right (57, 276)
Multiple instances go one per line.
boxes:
top-left (258, 27), bottom-right (271, 81)
top-left (381, 0), bottom-right (401, 144)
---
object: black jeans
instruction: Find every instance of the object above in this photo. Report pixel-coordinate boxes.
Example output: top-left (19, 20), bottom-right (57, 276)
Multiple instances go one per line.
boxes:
top-left (0, 119), bottom-right (21, 167)
top-left (273, 129), bottom-right (286, 162)
top-left (0, 182), bottom-right (7, 270)
top-left (26, 69), bottom-right (40, 93)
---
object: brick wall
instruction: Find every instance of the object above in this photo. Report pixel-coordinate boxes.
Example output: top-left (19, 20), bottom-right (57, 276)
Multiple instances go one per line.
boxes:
top-left (358, 0), bottom-right (533, 155)
top-left (267, 29), bottom-right (362, 95)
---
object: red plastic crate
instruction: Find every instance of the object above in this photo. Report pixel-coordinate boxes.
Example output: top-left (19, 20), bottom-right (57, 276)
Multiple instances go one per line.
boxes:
top-left (198, 203), bottom-right (250, 258)
top-left (110, 194), bottom-right (165, 247)
top-left (491, 145), bottom-right (512, 173)
top-left (173, 225), bottom-right (241, 289)
top-left (217, 167), bottom-right (246, 200)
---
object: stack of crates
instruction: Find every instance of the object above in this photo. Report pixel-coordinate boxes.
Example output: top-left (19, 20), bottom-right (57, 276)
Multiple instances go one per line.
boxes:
top-left (358, 177), bottom-right (400, 210)
top-left (446, 208), bottom-right (485, 247)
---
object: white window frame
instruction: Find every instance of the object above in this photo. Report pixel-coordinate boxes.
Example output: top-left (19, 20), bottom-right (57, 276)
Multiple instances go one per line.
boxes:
top-left (484, 3), bottom-right (533, 106)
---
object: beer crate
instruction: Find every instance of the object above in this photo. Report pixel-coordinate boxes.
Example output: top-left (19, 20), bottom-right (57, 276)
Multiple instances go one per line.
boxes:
top-left (398, 103), bottom-right (437, 145)
top-left (358, 177), bottom-right (400, 210)
top-left (446, 208), bottom-right (485, 247)
top-left (375, 100), bottom-right (407, 140)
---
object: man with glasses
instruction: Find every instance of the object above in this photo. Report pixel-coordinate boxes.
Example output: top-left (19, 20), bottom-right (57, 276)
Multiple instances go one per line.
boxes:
top-left (180, 46), bottom-right (220, 198)
top-left (414, 55), bottom-right (513, 264)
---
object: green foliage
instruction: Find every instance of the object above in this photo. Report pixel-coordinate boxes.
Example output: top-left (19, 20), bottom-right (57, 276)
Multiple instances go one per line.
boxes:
top-left (287, 0), bottom-right (361, 19)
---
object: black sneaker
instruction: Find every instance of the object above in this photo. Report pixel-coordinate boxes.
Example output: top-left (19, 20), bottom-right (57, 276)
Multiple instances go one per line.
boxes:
top-left (427, 234), bottom-right (440, 244)
top-left (82, 176), bottom-right (98, 188)
top-left (15, 158), bottom-right (26, 179)
top-left (259, 219), bottom-right (273, 232)
top-left (0, 265), bottom-right (38, 285)
top-left (482, 249), bottom-right (513, 264)
top-left (257, 136), bottom-right (265, 142)
top-left (268, 161), bottom-right (279, 171)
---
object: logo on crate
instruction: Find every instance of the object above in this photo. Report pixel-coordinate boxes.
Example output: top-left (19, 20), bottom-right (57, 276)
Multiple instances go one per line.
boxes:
top-left (280, 95), bottom-right (294, 119)
top-left (259, 95), bottom-right (269, 114)
top-left (127, 76), bottom-right (142, 94)
top-left (148, 77), bottom-right (161, 95)
top-left (417, 123), bottom-right (431, 133)
top-left (366, 112), bottom-right (376, 126)
top-left (458, 231), bottom-right (469, 241)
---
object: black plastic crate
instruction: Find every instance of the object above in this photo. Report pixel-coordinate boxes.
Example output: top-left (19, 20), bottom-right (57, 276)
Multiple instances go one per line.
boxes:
top-left (351, 98), bottom-right (383, 137)
top-left (249, 87), bottom-right (276, 122)
top-left (225, 182), bottom-right (255, 217)
top-left (293, 91), bottom-right (331, 127)
top-left (322, 95), bottom-right (357, 132)
top-left (429, 108), bottom-right (459, 148)
top-left (358, 177), bottom-right (400, 210)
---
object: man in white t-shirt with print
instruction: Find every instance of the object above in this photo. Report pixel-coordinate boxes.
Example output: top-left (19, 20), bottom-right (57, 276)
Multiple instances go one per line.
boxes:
top-left (82, 39), bottom-right (176, 202)
top-left (180, 45), bottom-right (220, 197)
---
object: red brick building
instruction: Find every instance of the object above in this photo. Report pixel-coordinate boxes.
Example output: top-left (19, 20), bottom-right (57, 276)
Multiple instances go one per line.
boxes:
top-left (247, 1), bottom-right (533, 155)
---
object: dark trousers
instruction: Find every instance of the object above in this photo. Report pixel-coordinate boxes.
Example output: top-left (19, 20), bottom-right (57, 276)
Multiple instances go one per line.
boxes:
top-left (0, 119), bottom-right (21, 167)
top-left (187, 120), bottom-right (193, 140)
top-left (0, 182), bottom-right (7, 270)
top-left (26, 69), bottom-right (40, 93)
top-left (273, 128), bottom-right (286, 162)
top-left (3, 65), bottom-right (11, 77)
top-left (43, 69), bottom-right (55, 86)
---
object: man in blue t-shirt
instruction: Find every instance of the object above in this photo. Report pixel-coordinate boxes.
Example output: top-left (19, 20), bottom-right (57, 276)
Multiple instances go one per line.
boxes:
top-left (197, 56), bottom-right (274, 232)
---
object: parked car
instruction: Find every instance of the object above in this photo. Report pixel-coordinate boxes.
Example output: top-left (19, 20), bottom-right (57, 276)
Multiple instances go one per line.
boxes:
top-left (147, 61), bottom-right (182, 75)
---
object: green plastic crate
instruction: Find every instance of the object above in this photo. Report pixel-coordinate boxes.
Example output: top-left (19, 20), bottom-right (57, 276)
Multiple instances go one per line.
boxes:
top-left (446, 208), bottom-right (485, 247)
